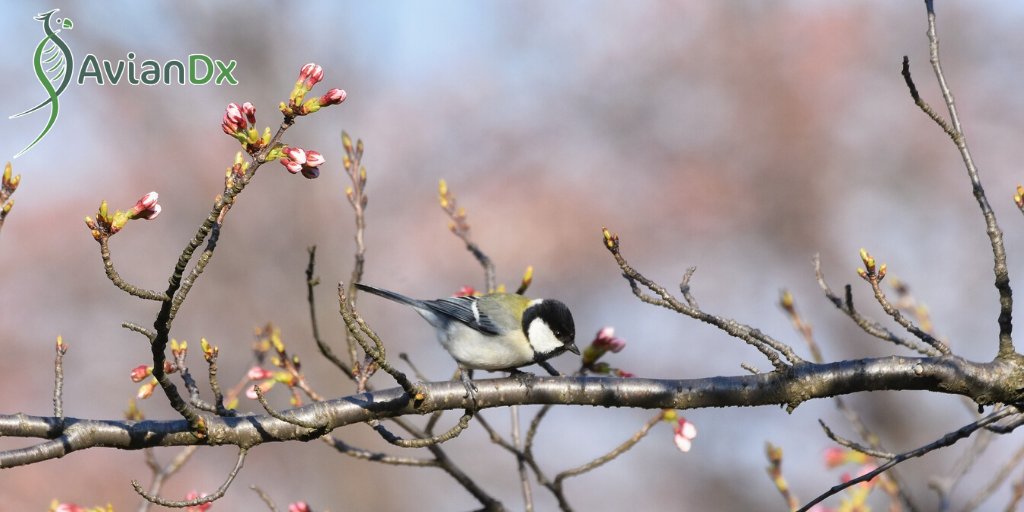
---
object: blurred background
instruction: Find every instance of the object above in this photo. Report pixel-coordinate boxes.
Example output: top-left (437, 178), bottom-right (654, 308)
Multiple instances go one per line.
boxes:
top-left (3, 1), bottom-right (1024, 510)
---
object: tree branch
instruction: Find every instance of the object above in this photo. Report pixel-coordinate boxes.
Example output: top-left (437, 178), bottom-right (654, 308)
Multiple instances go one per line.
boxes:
top-left (3, 355), bottom-right (1023, 467)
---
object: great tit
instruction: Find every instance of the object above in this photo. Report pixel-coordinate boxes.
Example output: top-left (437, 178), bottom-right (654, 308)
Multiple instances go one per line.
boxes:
top-left (355, 283), bottom-right (579, 396)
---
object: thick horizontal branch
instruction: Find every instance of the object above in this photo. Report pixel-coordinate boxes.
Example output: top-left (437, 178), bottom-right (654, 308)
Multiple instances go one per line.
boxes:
top-left (3, 354), bottom-right (1023, 467)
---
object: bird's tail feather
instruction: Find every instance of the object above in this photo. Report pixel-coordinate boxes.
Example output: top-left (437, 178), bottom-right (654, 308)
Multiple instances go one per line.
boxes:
top-left (354, 283), bottom-right (423, 307)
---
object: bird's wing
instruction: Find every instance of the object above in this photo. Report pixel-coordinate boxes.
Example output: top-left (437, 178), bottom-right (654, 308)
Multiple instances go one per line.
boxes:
top-left (422, 296), bottom-right (502, 335)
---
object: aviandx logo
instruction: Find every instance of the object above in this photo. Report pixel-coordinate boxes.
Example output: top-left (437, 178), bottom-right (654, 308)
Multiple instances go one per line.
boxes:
top-left (9, 9), bottom-right (239, 158)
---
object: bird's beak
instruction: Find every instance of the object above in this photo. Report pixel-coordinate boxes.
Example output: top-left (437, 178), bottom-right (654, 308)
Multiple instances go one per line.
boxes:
top-left (566, 343), bottom-right (580, 355)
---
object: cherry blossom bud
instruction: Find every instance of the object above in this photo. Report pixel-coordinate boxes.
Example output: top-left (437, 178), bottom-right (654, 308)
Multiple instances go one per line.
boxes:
top-left (673, 417), bottom-right (697, 453)
top-left (225, 103), bottom-right (244, 127)
top-left (280, 158), bottom-right (303, 174)
top-left (298, 63), bottom-right (324, 88)
top-left (134, 191), bottom-right (158, 212)
top-left (285, 147), bottom-right (307, 165)
top-left (247, 366), bottom-right (273, 380)
top-left (138, 204), bottom-right (161, 220)
top-left (130, 365), bottom-right (151, 383)
top-left (596, 326), bottom-right (615, 341)
top-left (241, 102), bottom-right (256, 125)
top-left (305, 150), bottom-right (325, 167)
top-left (319, 88), bottom-right (347, 106)
top-left (137, 378), bottom-right (158, 399)
top-left (288, 502), bottom-right (311, 512)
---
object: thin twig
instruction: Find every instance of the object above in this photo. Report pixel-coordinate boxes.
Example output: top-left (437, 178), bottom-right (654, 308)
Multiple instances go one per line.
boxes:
top-left (912, 0), bottom-right (1014, 356)
top-left (798, 407), bottom-right (1017, 512)
top-left (250, 485), bottom-right (279, 512)
top-left (52, 337), bottom-right (67, 421)
top-left (342, 132), bottom-right (369, 368)
top-left (254, 385), bottom-right (324, 430)
top-left (438, 179), bottom-right (496, 291)
top-left (962, 441), bottom-right (1024, 511)
top-left (554, 412), bottom-right (662, 484)
top-left (136, 446), bottom-right (200, 512)
top-left (132, 447), bottom-right (248, 508)
top-left (511, 406), bottom-right (534, 512)
top-left (814, 255), bottom-right (938, 356)
top-left (98, 238), bottom-right (169, 301)
top-left (602, 228), bottom-right (801, 370)
top-left (369, 409), bottom-right (474, 448)
top-left (306, 246), bottom-right (353, 377)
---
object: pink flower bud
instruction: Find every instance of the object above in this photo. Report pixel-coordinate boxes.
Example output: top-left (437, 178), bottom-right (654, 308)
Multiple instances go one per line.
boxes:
top-left (299, 63), bottom-right (324, 87)
top-left (288, 502), bottom-right (311, 512)
top-left (595, 326), bottom-right (615, 342)
top-left (137, 379), bottom-right (158, 399)
top-left (138, 204), bottom-right (161, 220)
top-left (319, 88), bottom-right (347, 106)
top-left (222, 120), bottom-right (238, 135)
top-left (132, 191), bottom-right (159, 213)
top-left (247, 366), bottom-right (273, 381)
top-left (301, 166), bottom-right (320, 180)
top-left (285, 147), bottom-right (307, 165)
top-left (280, 158), bottom-right (303, 174)
top-left (305, 150), bottom-right (325, 168)
top-left (224, 103), bottom-right (244, 127)
top-left (130, 365), bottom-right (151, 383)
top-left (241, 102), bottom-right (256, 125)
top-left (673, 417), bottom-right (697, 453)
top-left (127, 191), bottom-right (162, 221)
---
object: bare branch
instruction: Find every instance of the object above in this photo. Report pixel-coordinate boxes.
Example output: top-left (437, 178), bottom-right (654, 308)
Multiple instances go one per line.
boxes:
top-left (799, 406), bottom-right (1019, 512)
top-left (52, 337), bottom-right (66, 420)
top-left (250, 485), bottom-right (279, 512)
top-left (132, 447), bottom-right (247, 508)
top-left (603, 228), bottom-right (802, 370)
top-left (814, 255), bottom-right (939, 356)
top-left (905, 1), bottom-right (1014, 356)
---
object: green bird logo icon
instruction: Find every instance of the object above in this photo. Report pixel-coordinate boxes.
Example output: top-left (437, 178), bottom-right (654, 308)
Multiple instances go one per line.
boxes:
top-left (10, 9), bottom-right (74, 159)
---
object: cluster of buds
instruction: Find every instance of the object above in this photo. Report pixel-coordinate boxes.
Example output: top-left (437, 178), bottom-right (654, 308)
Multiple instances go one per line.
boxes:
top-left (664, 410), bottom-right (697, 453)
top-left (222, 102), bottom-right (272, 154)
top-left (582, 327), bottom-right (627, 366)
top-left (279, 146), bottom-right (325, 179)
top-left (438, 179), bottom-right (471, 236)
top-left (224, 151), bottom-right (251, 186)
top-left (856, 248), bottom-right (886, 282)
top-left (281, 63), bottom-right (347, 117)
top-left (248, 324), bottom-right (305, 406)
top-left (84, 191), bottom-right (161, 240)
top-left (1, 162), bottom-right (20, 221)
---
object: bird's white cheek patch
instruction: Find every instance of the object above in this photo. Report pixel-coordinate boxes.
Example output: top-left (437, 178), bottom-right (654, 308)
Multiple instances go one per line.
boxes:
top-left (527, 319), bottom-right (563, 355)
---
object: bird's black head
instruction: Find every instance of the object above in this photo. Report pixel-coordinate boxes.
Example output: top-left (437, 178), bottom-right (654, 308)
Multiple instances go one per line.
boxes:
top-left (522, 299), bottom-right (578, 356)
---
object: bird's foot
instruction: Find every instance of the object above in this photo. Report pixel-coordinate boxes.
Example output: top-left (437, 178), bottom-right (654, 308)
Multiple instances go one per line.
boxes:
top-left (459, 367), bottom-right (479, 410)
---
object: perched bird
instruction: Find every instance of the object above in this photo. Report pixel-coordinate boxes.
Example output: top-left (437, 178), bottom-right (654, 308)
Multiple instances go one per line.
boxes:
top-left (355, 283), bottom-right (579, 399)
